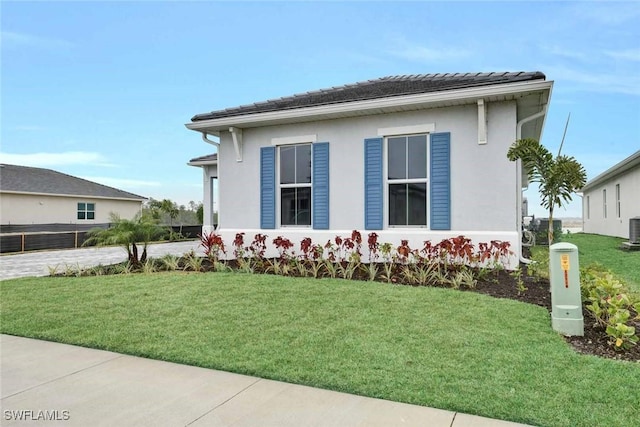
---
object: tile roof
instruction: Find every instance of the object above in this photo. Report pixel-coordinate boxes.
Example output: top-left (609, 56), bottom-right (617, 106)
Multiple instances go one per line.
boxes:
top-left (192, 71), bottom-right (546, 122)
top-left (188, 153), bottom-right (218, 163)
top-left (0, 164), bottom-right (146, 200)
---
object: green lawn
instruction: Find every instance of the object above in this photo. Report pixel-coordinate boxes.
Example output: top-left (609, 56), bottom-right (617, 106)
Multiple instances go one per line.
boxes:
top-left (536, 233), bottom-right (640, 293)
top-left (2, 273), bottom-right (638, 427)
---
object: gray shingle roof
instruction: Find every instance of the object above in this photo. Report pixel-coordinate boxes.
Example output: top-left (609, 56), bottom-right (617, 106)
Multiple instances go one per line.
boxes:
top-left (0, 164), bottom-right (146, 200)
top-left (192, 71), bottom-right (546, 122)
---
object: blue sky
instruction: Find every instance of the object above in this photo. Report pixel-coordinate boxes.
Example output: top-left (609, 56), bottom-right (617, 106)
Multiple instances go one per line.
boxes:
top-left (2, 1), bottom-right (639, 217)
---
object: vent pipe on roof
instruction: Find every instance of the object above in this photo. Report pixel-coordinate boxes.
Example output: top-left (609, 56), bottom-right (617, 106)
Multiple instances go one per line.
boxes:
top-left (515, 103), bottom-right (549, 265)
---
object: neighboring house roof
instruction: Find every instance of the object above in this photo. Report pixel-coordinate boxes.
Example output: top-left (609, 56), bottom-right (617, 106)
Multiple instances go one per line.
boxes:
top-left (581, 150), bottom-right (640, 192)
top-left (0, 164), bottom-right (146, 201)
top-left (186, 71), bottom-right (552, 140)
top-left (192, 72), bottom-right (546, 121)
top-left (188, 153), bottom-right (218, 167)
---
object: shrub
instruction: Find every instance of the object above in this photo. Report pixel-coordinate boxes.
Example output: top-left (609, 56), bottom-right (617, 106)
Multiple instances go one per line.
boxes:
top-left (581, 266), bottom-right (639, 350)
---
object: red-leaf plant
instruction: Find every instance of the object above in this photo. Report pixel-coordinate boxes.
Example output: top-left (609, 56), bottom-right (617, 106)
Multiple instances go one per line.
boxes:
top-left (448, 235), bottom-right (476, 269)
top-left (396, 240), bottom-right (412, 265)
top-left (198, 231), bottom-right (226, 264)
top-left (273, 236), bottom-right (294, 261)
top-left (233, 232), bottom-right (254, 273)
top-left (249, 234), bottom-right (267, 260)
top-left (233, 233), bottom-right (246, 258)
top-left (367, 232), bottom-right (380, 262)
top-left (300, 237), bottom-right (313, 260)
top-left (294, 237), bottom-right (326, 279)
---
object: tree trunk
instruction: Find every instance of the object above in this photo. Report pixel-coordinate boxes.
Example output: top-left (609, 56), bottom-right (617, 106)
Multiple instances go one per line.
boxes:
top-left (126, 245), bottom-right (134, 265)
top-left (131, 243), bottom-right (139, 265)
top-left (548, 206), bottom-right (555, 246)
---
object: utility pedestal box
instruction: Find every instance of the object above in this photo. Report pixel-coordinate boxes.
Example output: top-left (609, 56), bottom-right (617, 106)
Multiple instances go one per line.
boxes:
top-left (549, 242), bottom-right (584, 336)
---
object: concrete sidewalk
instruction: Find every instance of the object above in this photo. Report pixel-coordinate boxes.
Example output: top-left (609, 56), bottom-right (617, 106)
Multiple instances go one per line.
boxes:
top-left (1, 335), bottom-right (533, 427)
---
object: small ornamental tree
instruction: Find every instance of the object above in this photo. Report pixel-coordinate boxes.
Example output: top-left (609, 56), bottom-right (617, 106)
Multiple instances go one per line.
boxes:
top-left (507, 138), bottom-right (586, 245)
top-left (84, 212), bottom-right (167, 266)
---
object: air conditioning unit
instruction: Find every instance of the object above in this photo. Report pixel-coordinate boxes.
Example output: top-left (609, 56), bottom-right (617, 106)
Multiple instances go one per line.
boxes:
top-left (630, 217), bottom-right (640, 244)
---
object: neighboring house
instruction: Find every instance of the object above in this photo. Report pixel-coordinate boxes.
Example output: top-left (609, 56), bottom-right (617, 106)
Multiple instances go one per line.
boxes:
top-left (185, 72), bottom-right (553, 267)
top-left (0, 164), bottom-right (145, 225)
top-left (581, 150), bottom-right (640, 239)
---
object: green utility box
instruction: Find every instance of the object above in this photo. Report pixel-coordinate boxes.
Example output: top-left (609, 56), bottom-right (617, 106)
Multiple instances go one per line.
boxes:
top-left (549, 242), bottom-right (584, 336)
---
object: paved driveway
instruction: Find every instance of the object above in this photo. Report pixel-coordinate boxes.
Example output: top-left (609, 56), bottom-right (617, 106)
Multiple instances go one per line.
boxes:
top-left (0, 241), bottom-right (203, 281)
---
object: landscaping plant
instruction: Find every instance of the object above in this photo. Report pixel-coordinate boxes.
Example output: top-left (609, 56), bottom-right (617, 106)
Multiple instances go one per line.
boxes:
top-left (507, 138), bottom-right (586, 245)
top-left (581, 266), bottom-right (640, 350)
top-left (84, 212), bottom-right (167, 267)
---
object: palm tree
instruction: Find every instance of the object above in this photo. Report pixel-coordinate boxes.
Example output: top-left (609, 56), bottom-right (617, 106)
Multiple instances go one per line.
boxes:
top-left (507, 138), bottom-right (586, 245)
top-left (84, 212), bottom-right (167, 266)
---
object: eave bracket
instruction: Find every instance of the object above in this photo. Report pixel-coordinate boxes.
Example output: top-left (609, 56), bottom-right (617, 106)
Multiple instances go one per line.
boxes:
top-left (477, 99), bottom-right (487, 145)
top-left (229, 127), bottom-right (243, 162)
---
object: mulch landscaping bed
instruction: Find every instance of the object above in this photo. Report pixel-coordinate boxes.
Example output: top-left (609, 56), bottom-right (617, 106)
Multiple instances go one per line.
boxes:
top-left (470, 269), bottom-right (640, 363)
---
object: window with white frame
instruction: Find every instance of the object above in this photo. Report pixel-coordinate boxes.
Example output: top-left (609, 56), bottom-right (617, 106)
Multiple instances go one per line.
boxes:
top-left (279, 144), bottom-right (312, 226)
top-left (387, 134), bottom-right (428, 226)
top-left (616, 184), bottom-right (621, 218)
top-left (77, 202), bottom-right (95, 220)
top-left (603, 189), bottom-right (607, 219)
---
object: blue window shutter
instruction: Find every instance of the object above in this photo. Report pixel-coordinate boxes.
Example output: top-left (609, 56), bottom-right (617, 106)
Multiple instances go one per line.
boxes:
top-left (364, 138), bottom-right (384, 230)
top-left (312, 142), bottom-right (330, 229)
top-left (260, 146), bottom-right (276, 229)
top-left (430, 132), bottom-right (451, 230)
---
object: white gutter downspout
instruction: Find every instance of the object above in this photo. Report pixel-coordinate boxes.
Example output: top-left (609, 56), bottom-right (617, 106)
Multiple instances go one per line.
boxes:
top-left (515, 105), bottom-right (548, 264)
top-left (201, 132), bottom-right (220, 147)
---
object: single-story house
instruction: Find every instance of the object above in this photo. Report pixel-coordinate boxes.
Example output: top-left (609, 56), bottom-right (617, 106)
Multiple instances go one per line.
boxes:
top-left (581, 150), bottom-right (640, 239)
top-left (185, 72), bottom-right (553, 268)
top-left (0, 164), bottom-right (146, 226)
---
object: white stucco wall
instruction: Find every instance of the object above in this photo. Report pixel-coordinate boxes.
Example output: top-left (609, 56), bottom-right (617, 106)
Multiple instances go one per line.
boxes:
top-left (582, 166), bottom-right (640, 238)
top-left (205, 101), bottom-right (522, 267)
top-left (0, 193), bottom-right (142, 225)
top-left (218, 102), bottom-right (518, 230)
top-left (201, 164), bottom-right (218, 228)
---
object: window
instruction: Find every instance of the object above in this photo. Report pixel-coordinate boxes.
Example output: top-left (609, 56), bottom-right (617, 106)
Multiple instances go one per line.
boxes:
top-left (387, 135), bottom-right (428, 226)
top-left (603, 189), bottom-right (607, 219)
top-left (77, 202), bottom-right (95, 220)
top-left (616, 184), bottom-right (621, 218)
top-left (279, 144), bottom-right (312, 226)
top-left (364, 132), bottom-right (449, 231)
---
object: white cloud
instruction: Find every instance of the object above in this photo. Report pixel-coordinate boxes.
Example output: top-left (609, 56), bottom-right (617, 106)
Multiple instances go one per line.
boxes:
top-left (0, 151), bottom-right (114, 167)
top-left (1, 31), bottom-right (75, 50)
top-left (386, 36), bottom-right (471, 63)
top-left (540, 45), bottom-right (588, 62)
top-left (605, 48), bottom-right (640, 62)
top-left (543, 65), bottom-right (640, 96)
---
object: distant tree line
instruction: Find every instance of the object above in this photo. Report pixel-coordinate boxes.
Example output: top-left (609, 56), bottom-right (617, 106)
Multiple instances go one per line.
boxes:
top-left (143, 198), bottom-right (203, 226)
